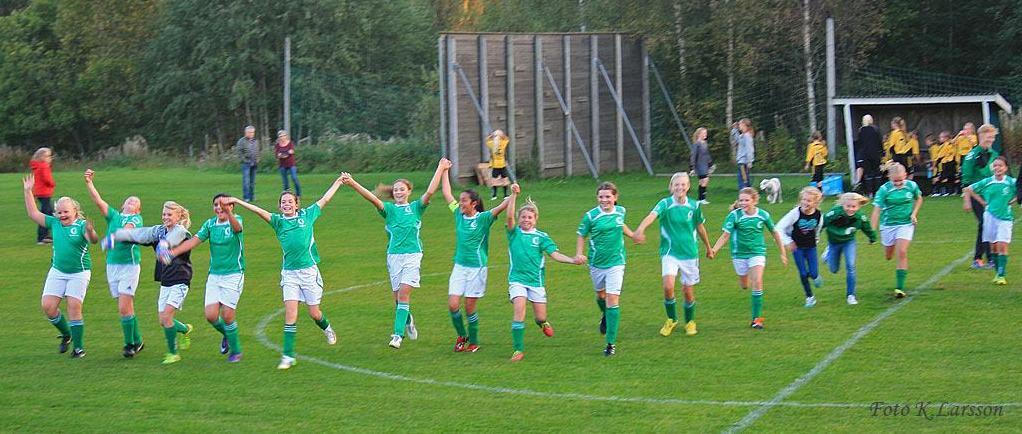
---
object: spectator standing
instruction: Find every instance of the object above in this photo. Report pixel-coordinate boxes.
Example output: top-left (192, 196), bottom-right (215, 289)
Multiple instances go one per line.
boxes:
top-left (30, 147), bottom-right (56, 244)
top-left (237, 126), bottom-right (259, 202)
top-left (276, 130), bottom-right (301, 197)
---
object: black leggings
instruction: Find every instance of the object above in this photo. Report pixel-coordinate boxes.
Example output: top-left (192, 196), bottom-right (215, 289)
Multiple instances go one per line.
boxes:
top-left (37, 197), bottom-right (53, 242)
top-left (971, 197), bottom-right (989, 261)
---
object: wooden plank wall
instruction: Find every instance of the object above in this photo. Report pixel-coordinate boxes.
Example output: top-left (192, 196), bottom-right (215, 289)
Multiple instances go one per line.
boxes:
top-left (441, 33), bottom-right (646, 181)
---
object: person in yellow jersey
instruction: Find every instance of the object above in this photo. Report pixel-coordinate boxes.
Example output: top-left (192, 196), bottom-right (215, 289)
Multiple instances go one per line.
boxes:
top-left (905, 131), bottom-right (921, 179)
top-left (955, 122), bottom-right (978, 161)
top-left (486, 130), bottom-right (511, 200)
top-left (883, 117), bottom-right (909, 168)
top-left (935, 131), bottom-right (959, 196)
top-left (803, 130), bottom-right (828, 190)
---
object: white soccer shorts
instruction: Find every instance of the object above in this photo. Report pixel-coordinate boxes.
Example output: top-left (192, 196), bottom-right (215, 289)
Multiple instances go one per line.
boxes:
top-left (280, 265), bottom-right (324, 305)
top-left (448, 264), bottom-right (487, 298)
top-left (205, 273), bottom-right (244, 309)
top-left (732, 256), bottom-right (766, 276)
top-left (589, 265), bottom-right (625, 295)
top-left (982, 212), bottom-right (1013, 244)
top-left (158, 283), bottom-right (189, 312)
top-left (387, 253), bottom-right (423, 291)
top-left (508, 283), bottom-right (547, 303)
top-left (880, 224), bottom-right (914, 247)
top-left (661, 256), bottom-right (701, 286)
top-left (42, 268), bottom-right (91, 302)
top-left (106, 264), bottom-right (141, 298)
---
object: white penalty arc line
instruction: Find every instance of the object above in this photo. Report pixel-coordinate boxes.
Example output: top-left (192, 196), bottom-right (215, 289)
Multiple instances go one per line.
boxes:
top-left (254, 270), bottom-right (1021, 411)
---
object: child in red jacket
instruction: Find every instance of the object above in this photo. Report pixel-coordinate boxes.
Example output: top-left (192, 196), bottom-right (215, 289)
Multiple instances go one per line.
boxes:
top-left (30, 148), bottom-right (56, 244)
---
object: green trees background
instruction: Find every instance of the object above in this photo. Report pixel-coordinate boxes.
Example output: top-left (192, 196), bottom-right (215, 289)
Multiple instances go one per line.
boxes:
top-left (0, 0), bottom-right (1018, 167)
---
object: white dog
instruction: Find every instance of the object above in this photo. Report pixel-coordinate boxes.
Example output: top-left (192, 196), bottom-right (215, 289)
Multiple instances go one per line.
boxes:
top-left (759, 177), bottom-right (783, 204)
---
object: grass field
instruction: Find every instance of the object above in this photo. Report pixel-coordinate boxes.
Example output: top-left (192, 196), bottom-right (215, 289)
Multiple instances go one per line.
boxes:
top-left (1, 168), bottom-right (1019, 433)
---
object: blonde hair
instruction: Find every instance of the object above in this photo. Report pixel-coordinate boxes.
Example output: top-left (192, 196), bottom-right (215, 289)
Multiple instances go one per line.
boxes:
top-left (517, 197), bottom-right (539, 219)
top-left (163, 201), bottom-right (191, 230)
top-left (32, 147), bottom-right (52, 161)
top-left (669, 172), bottom-right (690, 190)
top-left (55, 196), bottom-right (84, 220)
top-left (799, 186), bottom-right (823, 205)
top-left (739, 118), bottom-right (754, 135)
top-left (810, 130), bottom-right (823, 142)
top-left (891, 116), bottom-right (906, 131)
top-left (373, 179), bottom-right (414, 200)
top-left (977, 123), bottom-right (999, 135)
top-left (838, 192), bottom-right (869, 207)
top-left (887, 162), bottom-right (906, 176)
top-left (692, 127), bottom-right (708, 143)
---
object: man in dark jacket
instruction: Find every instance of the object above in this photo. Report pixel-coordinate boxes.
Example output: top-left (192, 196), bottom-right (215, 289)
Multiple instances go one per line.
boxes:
top-left (237, 126), bottom-right (259, 202)
top-left (855, 114), bottom-right (883, 196)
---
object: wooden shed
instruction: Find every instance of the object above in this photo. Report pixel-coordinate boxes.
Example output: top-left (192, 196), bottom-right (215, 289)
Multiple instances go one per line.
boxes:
top-left (439, 32), bottom-right (653, 181)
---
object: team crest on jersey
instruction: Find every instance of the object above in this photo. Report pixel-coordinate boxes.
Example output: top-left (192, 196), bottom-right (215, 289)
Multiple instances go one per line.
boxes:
top-left (297, 218), bottom-right (306, 227)
top-left (69, 227), bottom-right (79, 236)
top-left (404, 207), bottom-right (413, 214)
top-left (616, 216), bottom-right (624, 225)
top-left (531, 237), bottom-right (540, 246)
top-left (469, 220), bottom-right (478, 229)
top-left (223, 227), bottom-right (233, 236)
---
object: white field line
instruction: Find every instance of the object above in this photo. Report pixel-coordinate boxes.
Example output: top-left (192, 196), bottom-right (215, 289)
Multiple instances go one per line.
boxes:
top-left (254, 267), bottom-right (1020, 412)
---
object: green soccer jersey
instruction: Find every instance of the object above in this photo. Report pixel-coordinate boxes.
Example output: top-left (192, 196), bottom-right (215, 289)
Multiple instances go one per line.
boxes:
top-left (46, 215), bottom-right (92, 273)
top-left (379, 200), bottom-right (428, 254)
top-left (104, 209), bottom-right (142, 265)
top-left (270, 204), bottom-right (321, 270)
top-left (196, 215), bottom-right (245, 275)
top-left (652, 195), bottom-right (705, 260)
top-left (874, 180), bottom-right (922, 226)
top-left (969, 175), bottom-right (1017, 221)
top-left (507, 226), bottom-right (559, 287)
top-left (722, 208), bottom-right (775, 259)
top-left (452, 206), bottom-right (496, 268)
top-left (577, 205), bottom-right (627, 269)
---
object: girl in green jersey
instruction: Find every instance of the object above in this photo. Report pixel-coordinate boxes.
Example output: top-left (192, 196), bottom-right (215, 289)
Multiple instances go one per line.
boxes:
top-left (711, 187), bottom-right (787, 330)
top-left (440, 160), bottom-right (514, 353)
top-left (24, 175), bottom-right (99, 358)
top-left (963, 156), bottom-right (1017, 285)
top-left (232, 176), bottom-right (344, 370)
top-left (870, 162), bottom-right (923, 298)
top-left (341, 159), bottom-right (446, 350)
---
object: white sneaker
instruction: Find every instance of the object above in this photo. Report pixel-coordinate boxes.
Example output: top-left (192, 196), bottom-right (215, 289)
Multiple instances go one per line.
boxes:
top-left (846, 294), bottom-right (858, 305)
top-left (697, 199), bottom-right (710, 205)
top-left (406, 315), bottom-right (418, 340)
top-left (277, 355), bottom-right (296, 370)
top-left (813, 275), bottom-right (823, 288)
top-left (323, 326), bottom-right (337, 345)
top-left (804, 296), bottom-right (817, 308)
top-left (389, 335), bottom-right (403, 349)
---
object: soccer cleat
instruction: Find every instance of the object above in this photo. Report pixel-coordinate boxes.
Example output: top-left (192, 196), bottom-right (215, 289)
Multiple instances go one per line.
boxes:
top-left (604, 344), bottom-right (616, 356)
top-left (697, 199), bottom-right (710, 205)
top-left (161, 353), bottom-right (181, 365)
top-left (178, 324), bottom-right (193, 351)
top-left (465, 343), bottom-right (480, 353)
top-left (133, 341), bottom-right (145, 355)
top-left (490, 196), bottom-right (498, 201)
top-left (453, 336), bottom-right (468, 352)
top-left (684, 321), bottom-right (698, 336)
top-left (220, 337), bottom-right (229, 355)
top-left (893, 289), bottom-right (906, 298)
top-left (71, 348), bottom-right (86, 359)
top-left (750, 317), bottom-right (764, 330)
top-left (971, 259), bottom-right (985, 269)
top-left (57, 335), bottom-right (72, 354)
top-left (406, 319), bottom-right (418, 341)
top-left (804, 296), bottom-right (817, 308)
top-left (813, 275), bottom-right (823, 288)
top-left (540, 322), bottom-right (555, 337)
top-left (846, 294), bottom-right (858, 305)
top-left (659, 319), bottom-right (678, 337)
top-left (324, 326), bottom-right (338, 345)
top-left (227, 353), bottom-right (243, 363)
top-left (599, 315), bottom-right (607, 335)
top-left (123, 344), bottom-right (137, 359)
top-left (509, 351), bottom-right (524, 362)
top-left (389, 335), bottom-right (403, 349)
top-left (993, 276), bottom-right (1007, 285)
top-left (983, 261), bottom-right (996, 270)
top-left (276, 355), bottom-right (296, 370)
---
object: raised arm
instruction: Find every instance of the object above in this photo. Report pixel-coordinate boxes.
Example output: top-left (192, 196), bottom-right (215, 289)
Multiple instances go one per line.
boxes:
top-left (230, 197), bottom-right (272, 223)
top-left (506, 184), bottom-right (520, 230)
top-left (23, 175), bottom-right (46, 227)
top-left (223, 201), bottom-right (243, 233)
top-left (83, 169), bottom-right (110, 217)
top-left (316, 174), bottom-right (345, 210)
top-left (440, 161), bottom-right (456, 205)
top-left (490, 187), bottom-right (516, 217)
top-left (420, 158), bottom-right (451, 206)
top-left (341, 173), bottom-right (385, 211)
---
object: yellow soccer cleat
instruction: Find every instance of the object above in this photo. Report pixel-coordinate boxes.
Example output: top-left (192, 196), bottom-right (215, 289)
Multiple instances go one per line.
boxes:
top-left (893, 289), bottom-right (906, 298)
top-left (161, 353), bottom-right (181, 365)
top-left (684, 321), bottom-right (698, 336)
top-left (659, 319), bottom-right (679, 337)
top-left (993, 276), bottom-right (1007, 285)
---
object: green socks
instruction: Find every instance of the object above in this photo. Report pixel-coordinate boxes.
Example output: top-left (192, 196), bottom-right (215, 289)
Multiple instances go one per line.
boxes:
top-left (173, 319), bottom-right (189, 333)
top-left (683, 301), bottom-right (695, 323)
top-left (69, 320), bottom-right (84, 350)
top-left (121, 315), bottom-right (135, 346)
top-left (664, 298), bottom-right (678, 321)
top-left (224, 321), bottom-right (241, 355)
top-left (163, 326), bottom-right (178, 354)
top-left (314, 316), bottom-right (331, 331)
top-left (896, 269), bottom-right (907, 290)
top-left (511, 321), bottom-right (525, 351)
top-left (467, 312), bottom-right (479, 344)
top-left (997, 254), bottom-right (1008, 277)
top-left (450, 310), bottom-right (467, 337)
top-left (393, 303), bottom-right (410, 337)
top-left (131, 316), bottom-right (142, 344)
top-left (210, 317), bottom-right (226, 337)
top-left (48, 311), bottom-right (71, 337)
top-left (751, 290), bottom-right (763, 320)
top-left (596, 298), bottom-right (607, 313)
top-left (605, 305), bottom-right (620, 345)
top-left (283, 323), bottom-right (297, 357)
